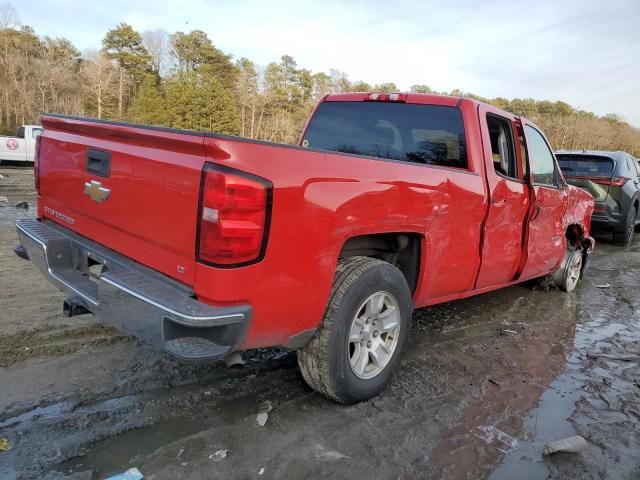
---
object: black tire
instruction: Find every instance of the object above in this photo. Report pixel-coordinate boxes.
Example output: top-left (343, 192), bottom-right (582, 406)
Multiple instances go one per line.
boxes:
top-left (613, 207), bottom-right (637, 246)
top-left (297, 256), bottom-right (413, 404)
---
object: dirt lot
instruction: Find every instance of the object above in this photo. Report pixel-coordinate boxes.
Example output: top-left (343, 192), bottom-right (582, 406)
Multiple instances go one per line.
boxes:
top-left (1, 166), bottom-right (639, 480)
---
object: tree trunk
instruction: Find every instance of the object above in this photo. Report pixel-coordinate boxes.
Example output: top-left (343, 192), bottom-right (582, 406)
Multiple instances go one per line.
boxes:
top-left (118, 67), bottom-right (123, 118)
top-left (98, 82), bottom-right (102, 119)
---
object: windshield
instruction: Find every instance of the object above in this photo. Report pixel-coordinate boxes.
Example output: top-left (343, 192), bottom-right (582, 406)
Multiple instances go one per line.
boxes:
top-left (303, 101), bottom-right (467, 169)
top-left (556, 155), bottom-right (615, 177)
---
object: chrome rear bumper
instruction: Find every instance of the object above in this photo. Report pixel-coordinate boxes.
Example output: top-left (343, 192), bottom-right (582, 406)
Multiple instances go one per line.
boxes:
top-left (15, 218), bottom-right (251, 362)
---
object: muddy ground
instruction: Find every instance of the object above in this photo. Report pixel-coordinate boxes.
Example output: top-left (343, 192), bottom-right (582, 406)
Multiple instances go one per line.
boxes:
top-left (0, 166), bottom-right (639, 480)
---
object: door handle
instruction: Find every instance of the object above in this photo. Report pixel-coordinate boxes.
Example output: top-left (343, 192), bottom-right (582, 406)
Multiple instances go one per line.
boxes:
top-left (86, 149), bottom-right (111, 178)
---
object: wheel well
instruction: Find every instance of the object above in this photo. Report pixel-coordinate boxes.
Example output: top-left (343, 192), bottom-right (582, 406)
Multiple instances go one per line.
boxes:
top-left (565, 223), bottom-right (590, 249)
top-left (338, 233), bottom-right (421, 293)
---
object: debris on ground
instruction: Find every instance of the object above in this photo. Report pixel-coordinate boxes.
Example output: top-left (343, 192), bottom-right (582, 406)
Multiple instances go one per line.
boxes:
top-left (104, 467), bottom-right (144, 479)
top-left (258, 467), bottom-right (265, 475)
top-left (14, 201), bottom-right (28, 209)
top-left (256, 411), bottom-right (269, 427)
top-left (476, 425), bottom-right (518, 451)
top-left (256, 400), bottom-right (273, 427)
top-left (498, 327), bottom-right (518, 336)
top-left (0, 196), bottom-right (8, 202)
top-left (0, 437), bottom-right (11, 451)
top-left (224, 351), bottom-right (246, 367)
top-left (314, 444), bottom-right (350, 460)
top-left (596, 283), bottom-right (610, 288)
top-left (542, 435), bottom-right (588, 455)
top-left (208, 449), bottom-right (230, 461)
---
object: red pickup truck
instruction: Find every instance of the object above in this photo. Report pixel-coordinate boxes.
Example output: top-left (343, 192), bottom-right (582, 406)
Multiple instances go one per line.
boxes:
top-left (15, 93), bottom-right (594, 403)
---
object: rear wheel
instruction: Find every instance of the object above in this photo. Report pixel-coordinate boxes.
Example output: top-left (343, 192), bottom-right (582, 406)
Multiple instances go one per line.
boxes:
top-left (297, 256), bottom-right (412, 404)
top-left (552, 248), bottom-right (583, 292)
top-left (613, 207), bottom-right (637, 246)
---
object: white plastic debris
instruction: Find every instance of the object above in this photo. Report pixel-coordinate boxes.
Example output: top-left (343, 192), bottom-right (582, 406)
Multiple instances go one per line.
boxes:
top-left (256, 412), bottom-right (269, 427)
top-left (256, 400), bottom-right (273, 427)
top-left (104, 467), bottom-right (143, 480)
top-left (597, 283), bottom-right (610, 288)
top-left (209, 449), bottom-right (230, 461)
top-left (224, 351), bottom-right (246, 367)
top-left (542, 435), bottom-right (588, 455)
top-left (258, 467), bottom-right (265, 475)
top-left (0, 196), bottom-right (8, 202)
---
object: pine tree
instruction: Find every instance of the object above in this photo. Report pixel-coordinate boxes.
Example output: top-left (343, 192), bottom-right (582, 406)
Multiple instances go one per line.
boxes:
top-left (102, 23), bottom-right (151, 118)
top-left (165, 67), bottom-right (239, 134)
top-left (128, 73), bottom-right (168, 126)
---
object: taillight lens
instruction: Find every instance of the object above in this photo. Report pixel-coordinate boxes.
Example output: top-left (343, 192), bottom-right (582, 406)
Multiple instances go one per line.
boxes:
top-left (565, 175), bottom-right (630, 187)
top-left (607, 177), bottom-right (629, 187)
top-left (34, 134), bottom-right (42, 195)
top-left (197, 163), bottom-right (271, 267)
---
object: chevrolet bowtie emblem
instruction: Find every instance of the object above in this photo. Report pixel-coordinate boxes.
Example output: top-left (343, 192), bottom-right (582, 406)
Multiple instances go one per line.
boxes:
top-left (84, 180), bottom-right (111, 203)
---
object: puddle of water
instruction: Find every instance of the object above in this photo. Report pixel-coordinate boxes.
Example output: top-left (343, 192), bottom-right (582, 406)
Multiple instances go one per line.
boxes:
top-left (490, 296), bottom-right (640, 479)
top-left (58, 391), bottom-right (259, 477)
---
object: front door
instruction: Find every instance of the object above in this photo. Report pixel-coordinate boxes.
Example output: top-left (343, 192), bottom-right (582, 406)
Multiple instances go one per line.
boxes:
top-left (519, 123), bottom-right (567, 279)
top-left (475, 106), bottom-right (530, 288)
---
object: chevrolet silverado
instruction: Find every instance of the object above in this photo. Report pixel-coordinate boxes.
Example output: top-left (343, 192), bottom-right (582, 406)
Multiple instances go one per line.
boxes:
top-left (14, 92), bottom-right (594, 403)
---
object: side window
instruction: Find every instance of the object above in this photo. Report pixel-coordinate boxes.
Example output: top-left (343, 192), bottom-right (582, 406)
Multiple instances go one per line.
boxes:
top-left (525, 125), bottom-right (557, 187)
top-left (16, 127), bottom-right (25, 139)
top-left (487, 115), bottom-right (517, 179)
top-left (625, 156), bottom-right (638, 178)
top-left (634, 158), bottom-right (640, 178)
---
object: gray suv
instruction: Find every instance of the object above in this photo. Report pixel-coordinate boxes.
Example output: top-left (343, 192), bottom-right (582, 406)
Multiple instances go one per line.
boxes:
top-left (556, 150), bottom-right (640, 246)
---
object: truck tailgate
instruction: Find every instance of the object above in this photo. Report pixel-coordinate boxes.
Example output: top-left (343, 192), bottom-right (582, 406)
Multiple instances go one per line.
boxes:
top-left (38, 115), bottom-right (206, 286)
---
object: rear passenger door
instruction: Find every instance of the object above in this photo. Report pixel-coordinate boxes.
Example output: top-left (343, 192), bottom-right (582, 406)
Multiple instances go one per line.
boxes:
top-left (476, 105), bottom-right (531, 288)
top-left (519, 123), bottom-right (567, 279)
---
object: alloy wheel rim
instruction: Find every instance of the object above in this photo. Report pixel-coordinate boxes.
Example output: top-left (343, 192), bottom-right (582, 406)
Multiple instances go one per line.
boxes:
top-left (347, 291), bottom-right (401, 379)
top-left (566, 251), bottom-right (583, 291)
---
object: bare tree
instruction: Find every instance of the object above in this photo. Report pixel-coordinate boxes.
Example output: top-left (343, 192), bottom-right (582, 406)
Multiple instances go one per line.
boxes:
top-left (0, 2), bottom-right (19, 29)
top-left (81, 50), bottom-right (117, 119)
top-left (142, 28), bottom-right (172, 76)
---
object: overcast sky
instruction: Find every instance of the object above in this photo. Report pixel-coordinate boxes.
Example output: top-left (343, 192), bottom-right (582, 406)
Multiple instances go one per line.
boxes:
top-left (17, 0), bottom-right (640, 125)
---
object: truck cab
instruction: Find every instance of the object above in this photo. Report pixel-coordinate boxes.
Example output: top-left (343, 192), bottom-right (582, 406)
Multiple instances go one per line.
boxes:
top-left (0, 125), bottom-right (43, 164)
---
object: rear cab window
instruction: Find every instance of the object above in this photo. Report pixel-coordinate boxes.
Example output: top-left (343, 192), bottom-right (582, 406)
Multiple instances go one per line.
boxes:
top-left (303, 101), bottom-right (467, 170)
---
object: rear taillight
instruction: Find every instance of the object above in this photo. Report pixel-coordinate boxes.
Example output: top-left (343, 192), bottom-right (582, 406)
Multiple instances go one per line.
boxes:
top-left (197, 163), bottom-right (271, 267)
top-left (607, 177), bottom-right (630, 187)
top-left (34, 134), bottom-right (42, 195)
top-left (365, 92), bottom-right (407, 102)
top-left (565, 175), bottom-right (629, 187)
